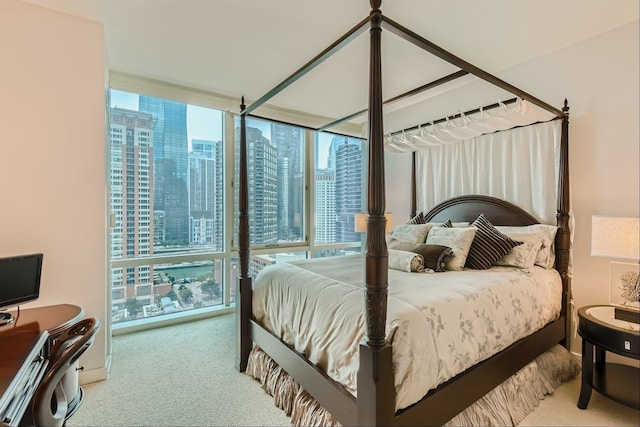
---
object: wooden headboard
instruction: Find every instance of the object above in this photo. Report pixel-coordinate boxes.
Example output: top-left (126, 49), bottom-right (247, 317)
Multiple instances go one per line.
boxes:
top-left (423, 195), bottom-right (539, 226)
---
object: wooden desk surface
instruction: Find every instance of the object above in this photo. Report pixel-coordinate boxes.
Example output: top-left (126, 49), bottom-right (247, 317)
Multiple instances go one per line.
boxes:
top-left (3, 304), bottom-right (84, 337)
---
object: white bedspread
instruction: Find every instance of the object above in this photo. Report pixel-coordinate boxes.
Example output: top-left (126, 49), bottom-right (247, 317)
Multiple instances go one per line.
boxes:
top-left (252, 255), bottom-right (562, 411)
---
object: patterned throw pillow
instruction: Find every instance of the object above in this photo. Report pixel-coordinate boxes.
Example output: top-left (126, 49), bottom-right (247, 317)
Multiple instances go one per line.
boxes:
top-left (494, 233), bottom-right (542, 270)
top-left (388, 249), bottom-right (425, 272)
top-left (391, 224), bottom-right (432, 243)
top-left (496, 224), bottom-right (558, 269)
top-left (426, 227), bottom-right (478, 271)
top-left (387, 237), bottom-right (454, 272)
top-left (465, 214), bottom-right (523, 270)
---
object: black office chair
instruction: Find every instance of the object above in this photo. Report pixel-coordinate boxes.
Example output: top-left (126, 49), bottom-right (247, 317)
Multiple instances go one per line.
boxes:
top-left (22, 317), bottom-right (100, 427)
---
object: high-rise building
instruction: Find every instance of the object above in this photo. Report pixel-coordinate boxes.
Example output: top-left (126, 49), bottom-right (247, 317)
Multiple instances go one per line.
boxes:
top-left (314, 169), bottom-right (336, 245)
top-left (189, 139), bottom-right (224, 250)
top-left (271, 123), bottom-right (304, 241)
top-left (277, 157), bottom-right (290, 239)
top-left (139, 96), bottom-right (189, 244)
top-left (236, 126), bottom-right (278, 245)
top-left (331, 136), bottom-right (362, 243)
top-left (109, 108), bottom-right (155, 308)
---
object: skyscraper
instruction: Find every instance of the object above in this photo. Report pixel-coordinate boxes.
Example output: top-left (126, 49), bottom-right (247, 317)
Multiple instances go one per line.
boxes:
top-left (331, 135), bottom-right (363, 243)
top-left (271, 123), bottom-right (304, 241)
top-left (189, 139), bottom-right (224, 250)
top-left (139, 96), bottom-right (189, 244)
top-left (109, 108), bottom-right (155, 308)
top-left (314, 169), bottom-right (336, 245)
top-left (236, 126), bottom-right (278, 245)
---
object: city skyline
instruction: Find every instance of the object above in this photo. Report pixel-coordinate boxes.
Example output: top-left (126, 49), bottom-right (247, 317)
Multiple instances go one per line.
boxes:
top-left (110, 89), bottom-right (337, 168)
top-left (108, 90), bottom-right (363, 323)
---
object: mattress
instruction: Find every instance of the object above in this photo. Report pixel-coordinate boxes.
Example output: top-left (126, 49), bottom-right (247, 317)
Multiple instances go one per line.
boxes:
top-left (252, 254), bottom-right (562, 411)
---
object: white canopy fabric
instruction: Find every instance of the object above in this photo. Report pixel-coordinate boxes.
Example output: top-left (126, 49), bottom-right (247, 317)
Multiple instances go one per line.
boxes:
top-left (413, 118), bottom-right (574, 276)
top-left (415, 119), bottom-right (562, 226)
top-left (384, 99), bottom-right (558, 153)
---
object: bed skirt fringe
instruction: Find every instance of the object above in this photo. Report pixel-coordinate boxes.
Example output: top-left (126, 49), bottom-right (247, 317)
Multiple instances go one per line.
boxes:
top-left (245, 344), bottom-right (579, 426)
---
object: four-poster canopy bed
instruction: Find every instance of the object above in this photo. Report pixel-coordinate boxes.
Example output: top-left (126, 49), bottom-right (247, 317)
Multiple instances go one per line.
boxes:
top-left (235, 1), bottom-right (573, 426)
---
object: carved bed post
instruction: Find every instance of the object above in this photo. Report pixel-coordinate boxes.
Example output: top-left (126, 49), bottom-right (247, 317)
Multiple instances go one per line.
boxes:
top-left (411, 151), bottom-right (417, 218)
top-left (358, 1), bottom-right (395, 425)
top-left (236, 97), bottom-right (253, 372)
top-left (556, 99), bottom-right (571, 350)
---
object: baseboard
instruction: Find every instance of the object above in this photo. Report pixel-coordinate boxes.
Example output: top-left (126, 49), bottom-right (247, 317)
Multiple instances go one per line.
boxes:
top-left (79, 353), bottom-right (112, 385)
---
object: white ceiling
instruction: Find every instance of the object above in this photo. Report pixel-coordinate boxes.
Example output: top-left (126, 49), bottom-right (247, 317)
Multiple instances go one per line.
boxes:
top-left (23, 0), bottom-right (639, 130)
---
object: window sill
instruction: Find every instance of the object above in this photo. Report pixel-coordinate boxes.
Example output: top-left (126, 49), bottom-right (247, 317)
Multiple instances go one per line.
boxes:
top-left (112, 304), bottom-right (235, 336)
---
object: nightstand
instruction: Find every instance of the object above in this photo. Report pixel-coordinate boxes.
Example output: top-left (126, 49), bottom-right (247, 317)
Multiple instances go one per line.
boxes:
top-left (577, 305), bottom-right (640, 410)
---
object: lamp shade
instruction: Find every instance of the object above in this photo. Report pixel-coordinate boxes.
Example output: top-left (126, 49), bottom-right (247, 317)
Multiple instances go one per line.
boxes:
top-left (354, 213), bottom-right (367, 233)
top-left (385, 213), bottom-right (393, 233)
top-left (354, 213), bottom-right (393, 233)
top-left (591, 216), bottom-right (640, 260)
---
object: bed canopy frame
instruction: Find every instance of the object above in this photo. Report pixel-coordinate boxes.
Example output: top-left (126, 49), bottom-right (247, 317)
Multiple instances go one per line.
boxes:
top-left (236, 1), bottom-right (571, 425)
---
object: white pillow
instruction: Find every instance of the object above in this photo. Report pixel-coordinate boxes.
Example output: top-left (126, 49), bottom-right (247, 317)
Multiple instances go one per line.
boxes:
top-left (388, 249), bottom-right (425, 272)
top-left (496, 224), bottom-right (558, 269)
top-left (426, 227), bottom-right (477, 271)
top-left (494, 233), bottom-right (542, 270)
top-left (452, 222), bottom-right (471, 228)
top-left (391, 223), bottom-right (433, 243)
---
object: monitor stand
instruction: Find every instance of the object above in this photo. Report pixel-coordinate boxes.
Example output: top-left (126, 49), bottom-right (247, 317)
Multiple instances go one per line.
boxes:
top-left (0, 311), bottom-right (14, 327)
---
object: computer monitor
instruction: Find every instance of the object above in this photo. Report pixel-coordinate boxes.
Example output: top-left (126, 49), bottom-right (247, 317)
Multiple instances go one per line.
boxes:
top-left (0, 253), bottom-right (43, 326)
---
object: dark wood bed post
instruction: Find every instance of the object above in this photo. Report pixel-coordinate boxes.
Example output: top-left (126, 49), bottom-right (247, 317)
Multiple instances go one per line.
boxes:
top-left (411, 152), bottom-right (417, 218)
top-left (236, 97), bottom-right (253, 372)
top-left (358, 1), bottom-right (395, 425)
top-left (556, 99), bottom-right (571, 349)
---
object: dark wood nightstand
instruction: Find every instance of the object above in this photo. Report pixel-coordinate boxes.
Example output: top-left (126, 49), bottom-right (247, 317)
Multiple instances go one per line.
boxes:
top-left (577, 305), bottom-right (640, 410)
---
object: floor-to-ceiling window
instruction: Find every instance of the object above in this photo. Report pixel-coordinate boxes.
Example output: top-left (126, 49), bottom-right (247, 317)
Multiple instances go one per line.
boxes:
top-left (107, 86), bottom-right (364, 329)
top-left (313, 132), bottom-right (364, 258)
top-left (109, 89), bottom-right (228, 326)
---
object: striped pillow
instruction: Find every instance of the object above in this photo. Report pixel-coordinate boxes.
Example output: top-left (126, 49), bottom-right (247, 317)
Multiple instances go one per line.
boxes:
top-left (466, 214), bottom-right (523, 270)
top-left (440, 219), bottom-right (453, 228)
top-left (408, 212), bottom-right (426, 224)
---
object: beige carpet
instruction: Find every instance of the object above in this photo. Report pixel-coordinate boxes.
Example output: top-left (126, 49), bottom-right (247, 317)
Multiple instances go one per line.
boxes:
top-left (67, 313), bottom-right (639, 426)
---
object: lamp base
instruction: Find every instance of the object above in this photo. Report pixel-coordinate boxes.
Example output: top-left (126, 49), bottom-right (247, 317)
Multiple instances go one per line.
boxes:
top-left (614, 306), bottom-right (640, 324)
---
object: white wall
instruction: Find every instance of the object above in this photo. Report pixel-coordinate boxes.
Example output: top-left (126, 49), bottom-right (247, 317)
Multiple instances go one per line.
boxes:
top-left (0, 0), bottom-right (108, 381)
top-left (385, 21), bottom-right (639, 354)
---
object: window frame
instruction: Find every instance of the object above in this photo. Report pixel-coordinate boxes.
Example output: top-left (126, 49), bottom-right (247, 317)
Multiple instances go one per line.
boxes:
top-left (108, 74), bottom-right (365, 332)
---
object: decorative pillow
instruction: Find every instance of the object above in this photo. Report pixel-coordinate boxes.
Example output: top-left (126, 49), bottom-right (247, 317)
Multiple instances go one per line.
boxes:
top-left (496, 224), bottom-right (558, 269)
top-left (530, 224), bottom-right (558, 268)
top-left (494, 233), bottom-right (542, 270)
top-left (452, 221), bottom-right (471, 228)
top-left (431, 220), bottom-right (471, 228)
top-left (465, 214), bottom-right (523, 270)
top-left (391, 224), bottom-right (432, 243)
top-left (407, 212), bottom-right (426, 224)
top-left (387, 237), bottom-right (454, 272)
top-left (425, 227), bottom-right (477, 271)
top-left (388, 249), bottom-right (425, 272)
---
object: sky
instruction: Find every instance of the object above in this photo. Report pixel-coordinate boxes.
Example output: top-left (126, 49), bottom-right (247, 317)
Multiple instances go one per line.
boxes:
top-left (110, 89), bottom-right (224, 143)
top-left (109, 89), bottom-right (337, 168)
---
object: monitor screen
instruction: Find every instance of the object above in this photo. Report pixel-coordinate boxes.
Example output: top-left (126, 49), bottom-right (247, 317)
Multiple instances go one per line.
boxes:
top-left (0, 253), bottom-right (43, 311)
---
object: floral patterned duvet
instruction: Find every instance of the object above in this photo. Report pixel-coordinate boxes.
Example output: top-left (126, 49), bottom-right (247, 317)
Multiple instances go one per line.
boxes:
top-left (252, 255), bottom-right (562, 411)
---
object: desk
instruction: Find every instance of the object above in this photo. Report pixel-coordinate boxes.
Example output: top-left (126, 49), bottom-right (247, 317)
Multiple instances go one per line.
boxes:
top-left (577, 305), bottom-right (640, 410)
top-left (0, 304), bottom-right (84, 426)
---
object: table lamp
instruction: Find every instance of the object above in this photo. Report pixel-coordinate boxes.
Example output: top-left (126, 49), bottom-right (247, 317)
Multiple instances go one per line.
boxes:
top-left (591, 216), bottom-right (640, 323)
top-left (354, 212), bottom-right (393, 233)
